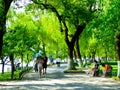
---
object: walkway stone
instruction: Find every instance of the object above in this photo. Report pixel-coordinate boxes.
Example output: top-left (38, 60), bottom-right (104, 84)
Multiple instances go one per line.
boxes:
top-left (0, 64), bottom-right (120, 90)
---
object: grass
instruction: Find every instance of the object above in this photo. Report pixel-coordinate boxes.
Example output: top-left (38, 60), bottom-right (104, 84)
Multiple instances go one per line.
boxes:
top-left (64, 68), bottom-right (85, 73)
top-left (112, 77), bottom-right (120, 81)
top-left (0, 70), bottom-right (21, 81)
top-left (0, 67), bottom-right (33, 81)
top-left (76, 61), bottom-right (118, 77)
top-left (63, 61), bottom-right (118, 75)
top-left (87, 61), bottom-right (118, 76)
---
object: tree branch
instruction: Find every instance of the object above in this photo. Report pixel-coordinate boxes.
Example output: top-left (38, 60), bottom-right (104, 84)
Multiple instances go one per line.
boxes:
top-left (71, 24), bottom-right (86, 45)
top-left (62, 20), bottom-right (70, 46)
top-left (32, 0), bottom-right (63, 32)
top-left (32, 0), bottom-right (71, 45)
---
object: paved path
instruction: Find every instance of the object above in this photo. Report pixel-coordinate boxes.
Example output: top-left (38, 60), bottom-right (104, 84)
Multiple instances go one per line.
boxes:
top-left (0, 64), bottom-right (120, 90)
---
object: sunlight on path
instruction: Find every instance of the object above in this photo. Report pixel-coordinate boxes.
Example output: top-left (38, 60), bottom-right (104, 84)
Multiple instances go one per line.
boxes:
top-left (0, 64), bottom-right (120, 90)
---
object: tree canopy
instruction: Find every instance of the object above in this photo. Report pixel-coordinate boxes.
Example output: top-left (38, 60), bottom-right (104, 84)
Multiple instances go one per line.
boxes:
top-left (0, 0), bottom-right (120, 77)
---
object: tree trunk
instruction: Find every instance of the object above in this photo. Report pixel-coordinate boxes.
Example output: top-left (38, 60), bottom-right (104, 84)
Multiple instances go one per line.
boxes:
top-left (83, 55), bottom-right (88, 68)
top-left (10, 54), bottom-right (14, 80)
top-left (21, 54), bottom-right (24, 68)
top-left (75, 37), bottom-right (83, 66)
top-left (26, 54), bottom-right (29, 67)
top-left (1, 58), bottom-right (5, 74)
top-left (0, 0), bottom-right (12, 57)
top-left (42, 44), bottom-right (46, 55)
top-left (2, 61), bottom-right (5, 74)
top-left (66, 24), bottom-right (85, 70)
top-left (118, 61), bottom-right (120, 78)
top-left (73, 49), bottom-right (77, 60)
top-left (92, 51), bottom-right (96, 62)
top-left (0, 30), bottom-right (4, 57)
top-left (115, 34), bottom-right (120, 78)
top-left (67, 46), bottom-right (76, 70)
top-left (1, 56), bottom-right (8, 74)
top-left (32, 2), bottom-right (86, 70)
top-left (0, 3), bottom-right (5, 57)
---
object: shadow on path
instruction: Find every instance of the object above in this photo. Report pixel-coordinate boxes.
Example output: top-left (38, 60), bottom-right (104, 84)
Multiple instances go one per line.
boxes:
top-left (0, 64), bottom-right (120, 90)
top-left (21, 64), bottom-right (68, 80)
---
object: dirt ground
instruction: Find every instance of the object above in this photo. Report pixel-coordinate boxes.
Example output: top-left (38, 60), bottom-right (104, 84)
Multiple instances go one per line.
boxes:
top-left (0, 64), bottom-right (120, 90)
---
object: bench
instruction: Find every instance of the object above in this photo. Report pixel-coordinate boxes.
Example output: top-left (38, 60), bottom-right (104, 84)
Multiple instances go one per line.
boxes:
top-left (99, 70), bottom-right (112, 77)
top-left (106, 70), bottom-right (112, 77)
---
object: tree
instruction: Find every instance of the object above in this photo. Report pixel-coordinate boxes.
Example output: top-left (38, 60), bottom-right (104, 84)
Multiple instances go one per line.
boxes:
top-left (115, 30), bottom-right (120, 77)
top-left (0, 0), bottom-right (13, 57)
top-left (32, 0), bottom-right (96, 70)
top-left (25, 2), bottom-right (67, 58)
top-left (89, 0), bottom-right (120, 77)
top-left (0, 56), bottom-right (9, 74)
top-left (2, 9), bottom-right (38, 77)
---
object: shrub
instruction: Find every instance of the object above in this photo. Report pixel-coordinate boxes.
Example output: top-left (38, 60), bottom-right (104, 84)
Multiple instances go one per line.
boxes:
top-left (0, 67), bottom-right (33, 81)
top-left (19, 67), bottom-right (33, 79)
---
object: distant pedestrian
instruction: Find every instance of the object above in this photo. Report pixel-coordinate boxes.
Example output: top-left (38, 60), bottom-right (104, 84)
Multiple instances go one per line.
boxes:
top-left (49, 56), bottom-right (54, 65)
top-left (56, 56), bottom-right (61, 67)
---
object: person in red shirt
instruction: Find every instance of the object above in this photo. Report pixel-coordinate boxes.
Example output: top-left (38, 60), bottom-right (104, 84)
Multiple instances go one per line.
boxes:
top-left (102, 64), bottom-right (112, 77)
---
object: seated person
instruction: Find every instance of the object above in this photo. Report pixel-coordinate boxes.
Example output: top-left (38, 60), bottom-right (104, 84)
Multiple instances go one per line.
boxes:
top-left (101, 63), bottom-right (112, 77)
top-left (87, 60), bottom-right (99, 75)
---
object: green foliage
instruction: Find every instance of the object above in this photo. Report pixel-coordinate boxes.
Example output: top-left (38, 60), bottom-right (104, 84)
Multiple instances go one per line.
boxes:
top-left (81, 0), bottom-right (120, 59)
top-left (0, 70), bottom-right (20, 81)
top-left (2, 0), bottom-right (119, 73)
top-left (86, 61), bottom-right (117, 77)
top-left (0, 4), bottom-right (4, 17)
top-left (113, 77), bottom-right (120, 81)
top-left (0, 67), bottom-right (32, 81)
top-left (19, 67), bottom-right (33, 79)
top-left (4, 2), bottom-right (67, 61)
top-left (64, 69), bottom-right (85, 73)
